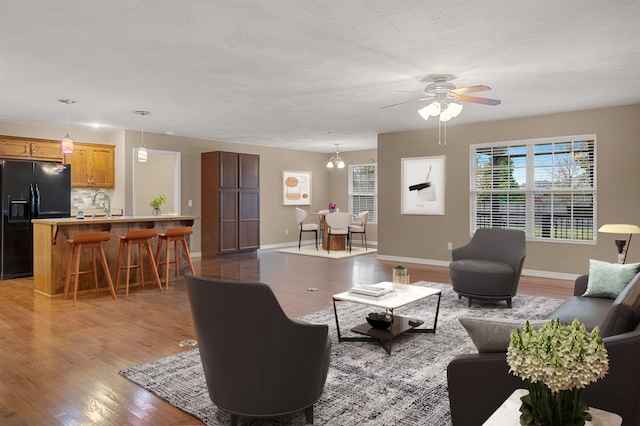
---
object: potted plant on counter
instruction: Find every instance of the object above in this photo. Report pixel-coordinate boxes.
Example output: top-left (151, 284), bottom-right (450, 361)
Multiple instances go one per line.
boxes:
top-left (150, 194), bottom-right (167, 215)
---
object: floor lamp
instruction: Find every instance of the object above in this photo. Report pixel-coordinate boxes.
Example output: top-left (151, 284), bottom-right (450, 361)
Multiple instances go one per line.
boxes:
top-left (598, 224), bottom-right (640, 264)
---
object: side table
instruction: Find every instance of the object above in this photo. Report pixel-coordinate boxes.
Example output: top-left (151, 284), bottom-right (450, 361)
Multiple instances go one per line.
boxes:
top-left (483, 389), bottom-right (622, 426)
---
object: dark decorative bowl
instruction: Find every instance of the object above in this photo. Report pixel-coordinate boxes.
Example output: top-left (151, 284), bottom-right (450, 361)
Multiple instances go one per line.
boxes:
top-left (366, 312), bottom-right (392, 329)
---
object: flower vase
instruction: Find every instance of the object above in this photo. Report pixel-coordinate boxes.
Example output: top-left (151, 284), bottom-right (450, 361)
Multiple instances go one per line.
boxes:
top-left (393, 268), bottom-right (409, 291)
top-left (329, 209), bottom-right (335, 213)
top-left (152, 207), bottom-right (161, 216)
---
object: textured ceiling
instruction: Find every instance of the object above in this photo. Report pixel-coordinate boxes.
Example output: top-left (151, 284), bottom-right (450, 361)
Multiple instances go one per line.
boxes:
top-left (1, 0), bottom-right (639, 153)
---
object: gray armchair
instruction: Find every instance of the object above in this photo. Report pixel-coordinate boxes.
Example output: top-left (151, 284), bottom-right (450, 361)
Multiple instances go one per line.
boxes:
top-left (449, 228), bottom-right (526, 308)
top-left (184, 274), bottom-right (331, 425)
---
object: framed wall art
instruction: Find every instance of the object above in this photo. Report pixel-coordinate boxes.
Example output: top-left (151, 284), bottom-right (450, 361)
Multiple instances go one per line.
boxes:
top-left (401, 156), bottom-right (445, 215)
top-left (282, 170), bottom-right (312, 205)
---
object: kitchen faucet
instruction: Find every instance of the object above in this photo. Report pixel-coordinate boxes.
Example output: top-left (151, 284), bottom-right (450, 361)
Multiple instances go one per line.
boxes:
top-left (93, 190), bottom-right (112, 218)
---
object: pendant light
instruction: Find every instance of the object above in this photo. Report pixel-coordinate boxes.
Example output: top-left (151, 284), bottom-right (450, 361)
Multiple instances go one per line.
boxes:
top-left (135, 110), bottom-right (150, 162)
top-left (58, 99), bottom-right (77, 154)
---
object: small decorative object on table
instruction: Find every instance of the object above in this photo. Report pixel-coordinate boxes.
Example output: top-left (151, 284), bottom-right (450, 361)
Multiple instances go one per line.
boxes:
top-left (328, 202), bottom-right (336, 213)
top-left (507, 318), bottom-right (609, 426)
top-left (366, 312), bottom-right (392, 329)
top-left (393, 265), bottom-right (410, 291)
top-left (150, 194), bottom-right (167, 216)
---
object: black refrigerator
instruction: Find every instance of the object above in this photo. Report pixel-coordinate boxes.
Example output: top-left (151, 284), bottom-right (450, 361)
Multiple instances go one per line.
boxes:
top-left (0, 160), bottom-right (71, 279)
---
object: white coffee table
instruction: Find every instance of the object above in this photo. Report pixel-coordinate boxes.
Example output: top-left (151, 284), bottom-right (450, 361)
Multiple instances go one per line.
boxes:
top-left (332, 281), bottom-right (442, 355)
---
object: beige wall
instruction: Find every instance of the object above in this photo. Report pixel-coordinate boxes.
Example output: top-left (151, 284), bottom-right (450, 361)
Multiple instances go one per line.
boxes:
top-left (378, 104), bottom-right (640, 275)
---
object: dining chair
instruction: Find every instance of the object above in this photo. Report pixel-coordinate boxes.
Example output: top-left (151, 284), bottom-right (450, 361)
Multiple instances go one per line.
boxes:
top-left (324, 212), bottom-right (351, 253)
top-left (295, 207), bottom-right (319, 250)
top-left (349, 211), bottom-right (369, 251)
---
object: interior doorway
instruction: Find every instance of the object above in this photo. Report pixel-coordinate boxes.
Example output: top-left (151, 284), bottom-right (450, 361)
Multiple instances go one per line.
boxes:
top-left (133, 148), bottom-right (181, 216)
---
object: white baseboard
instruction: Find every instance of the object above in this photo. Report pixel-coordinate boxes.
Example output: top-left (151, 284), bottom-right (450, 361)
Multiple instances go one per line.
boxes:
top-left (260, 240), bottom-right (379, 251)
top-left (375, 254), bottom-right (580, 281)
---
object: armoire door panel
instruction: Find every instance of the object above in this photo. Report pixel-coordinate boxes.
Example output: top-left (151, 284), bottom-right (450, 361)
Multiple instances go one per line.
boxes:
top-left (219, 222), bottom-right (238, 252)
top-left (239, 221), bottom-right (260, 250)
top-left (219, 152), bottom-right (238, 189)
top-left (239, 154), bottom-right (260, 189)
top-left (239, 191), bottom-right (260, 220)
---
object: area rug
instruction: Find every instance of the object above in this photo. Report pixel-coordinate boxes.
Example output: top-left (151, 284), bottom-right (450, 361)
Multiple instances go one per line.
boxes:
top-left (119, 283), bottom-right (563, 425)
top-left (277, 245), bottom-right (377, 259)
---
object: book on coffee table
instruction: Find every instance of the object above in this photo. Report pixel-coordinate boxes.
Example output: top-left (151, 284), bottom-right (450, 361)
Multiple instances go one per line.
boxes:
top-left (349, 285), bottom-right (394, 297)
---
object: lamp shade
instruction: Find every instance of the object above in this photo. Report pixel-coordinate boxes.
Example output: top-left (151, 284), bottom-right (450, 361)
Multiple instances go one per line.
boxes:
top-left (61, 133), bottom-right (74, 154)
top-left (598, 224), bottom-right (640, 234)
top-left (138, 146), bottom-right (148, 162)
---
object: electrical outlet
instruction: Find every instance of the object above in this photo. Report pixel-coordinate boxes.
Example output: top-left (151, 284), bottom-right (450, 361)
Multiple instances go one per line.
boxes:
top-left (285, 229), bottom-right (289, 235)
top-left (447, 242), bottom-right (453, 250)
top-left (188, 199), bottom-right (193, 207)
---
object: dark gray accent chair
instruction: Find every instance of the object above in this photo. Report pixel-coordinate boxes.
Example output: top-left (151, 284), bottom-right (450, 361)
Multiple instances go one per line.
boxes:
top-left (449, 228), bottom-right (526, 308)
top-left (184, 274), bottom-right (331, 425)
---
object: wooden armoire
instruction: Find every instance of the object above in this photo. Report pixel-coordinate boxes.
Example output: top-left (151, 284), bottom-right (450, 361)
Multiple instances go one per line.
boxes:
top-left (201, 151), bottom-right (260, 256)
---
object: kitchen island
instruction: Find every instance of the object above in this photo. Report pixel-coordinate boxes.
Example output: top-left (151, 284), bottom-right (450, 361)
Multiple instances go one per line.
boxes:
top-left (32, 215), bottom-right (198, 296)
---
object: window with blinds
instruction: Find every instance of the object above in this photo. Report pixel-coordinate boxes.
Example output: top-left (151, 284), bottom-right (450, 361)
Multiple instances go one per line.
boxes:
top-left (470, 135), bottom-right (596, 243)
top-left (349, 164), bottom-right (377, 224)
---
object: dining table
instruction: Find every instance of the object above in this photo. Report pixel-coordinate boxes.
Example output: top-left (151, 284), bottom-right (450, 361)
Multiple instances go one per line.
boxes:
top-left (311, 211), bottom-right (346, 251)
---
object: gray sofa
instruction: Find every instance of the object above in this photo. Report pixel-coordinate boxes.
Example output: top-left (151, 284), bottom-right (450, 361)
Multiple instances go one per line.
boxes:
top-left (447, 272), bottom-right (640, 425)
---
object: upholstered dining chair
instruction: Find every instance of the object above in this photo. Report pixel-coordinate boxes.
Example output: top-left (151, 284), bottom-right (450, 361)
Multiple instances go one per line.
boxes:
top-left (449, 228), bottom-right (526, 308)
top-left (184, 274), bottom-right (331, 426)
top-left (348, 211), bottom-right (369, 251)
top-left (325, 211), bottom-right (351, 253)
top-left (295, 207), bottom-right (319, 250)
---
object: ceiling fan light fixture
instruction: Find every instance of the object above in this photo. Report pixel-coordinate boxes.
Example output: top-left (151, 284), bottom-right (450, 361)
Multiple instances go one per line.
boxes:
top-left (448, 102), bottom-right (463, 118)
top-left (439, 106), bottom-right (454, 122)
top-left (418, 101), bottom-right (442, 121)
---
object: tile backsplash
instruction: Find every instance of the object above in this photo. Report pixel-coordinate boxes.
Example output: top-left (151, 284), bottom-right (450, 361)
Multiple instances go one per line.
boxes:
top-left (71, 188), bottom-right (115, 213)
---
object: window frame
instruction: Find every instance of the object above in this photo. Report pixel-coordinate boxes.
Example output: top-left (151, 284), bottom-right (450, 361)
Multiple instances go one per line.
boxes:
top-left (348, 163), bottom-right (378, 224)
top-left (469, 135), bottom-right (597, 245)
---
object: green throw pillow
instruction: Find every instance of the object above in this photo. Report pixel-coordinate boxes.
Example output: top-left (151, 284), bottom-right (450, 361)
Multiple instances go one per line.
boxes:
top-left (459, 317), bottom-right (547, 353)
top-left (583, 259), bottom-right (640, 299)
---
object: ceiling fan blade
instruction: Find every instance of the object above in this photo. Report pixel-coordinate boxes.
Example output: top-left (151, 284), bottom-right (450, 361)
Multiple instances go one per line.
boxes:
top-left (380, 97), bottom-right (431, 109)
top-left (452, 85), bottom-right (491, 95)
top-left (458, 95), bottom-right (501, 106)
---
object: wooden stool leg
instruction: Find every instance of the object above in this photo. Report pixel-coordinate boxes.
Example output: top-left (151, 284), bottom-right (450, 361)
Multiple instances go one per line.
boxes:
top-left (73, 242), bottom-right (83, 307)
top-left (143, 240), bottom-right (163, 292)
top-left (92, 246), bottom-right (100, 294)
top-left (173, 239), bottom-right (180, 283)
top-left (125, 240), bottom-right (132, 297)
top-left (97, 244), bottom-right (116, 300)
top-left (164, 238), bottom-right (171, 290)
top-left (138, 243), bottom-right (145, 288)
top-left (64, 243), bottom-right (76, 300)
top-left (180, 236), bottom-right (196, 275)
top-left (114, 239), bottom-right (123, 292)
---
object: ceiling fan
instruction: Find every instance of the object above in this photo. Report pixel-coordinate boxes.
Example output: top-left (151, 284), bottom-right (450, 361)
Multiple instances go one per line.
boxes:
top-left (382, 75), bottom-right (501, 145)
top-left (381, 75), bottom-right (501, 121)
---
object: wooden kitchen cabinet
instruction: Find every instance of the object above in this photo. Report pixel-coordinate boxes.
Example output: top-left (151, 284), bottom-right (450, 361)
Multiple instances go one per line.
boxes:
top-left (201, 151), bottom-right (260, 256)
top-left (64, 143), bottom-right (115, 188)
top-left (0, 135), bottom-right (63, 161)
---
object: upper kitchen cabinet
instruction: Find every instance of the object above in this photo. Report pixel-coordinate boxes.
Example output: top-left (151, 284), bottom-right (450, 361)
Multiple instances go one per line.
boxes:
top-left (0, 135), bottom-right (63, 161)
top-left (64, 143), bottom-right (115, 188)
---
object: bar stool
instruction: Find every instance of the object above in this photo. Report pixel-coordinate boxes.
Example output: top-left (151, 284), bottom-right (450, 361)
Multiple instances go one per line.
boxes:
top-left (63, 231), bottom-right (116, 306)
top-left (114, 229), bottom-right (163, 297)
top-left (155, 227), bottom-right (196, 290)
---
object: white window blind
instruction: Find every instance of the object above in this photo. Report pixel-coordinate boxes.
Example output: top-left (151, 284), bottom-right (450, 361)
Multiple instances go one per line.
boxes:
top-left (349, 164), bottom-right (377, 224)
top-left (470, 135), bottom-right (596, 243)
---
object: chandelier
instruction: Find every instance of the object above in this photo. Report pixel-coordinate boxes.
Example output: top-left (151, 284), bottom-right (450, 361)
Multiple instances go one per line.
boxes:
top-left (326, 144), bottom-right (345, 169)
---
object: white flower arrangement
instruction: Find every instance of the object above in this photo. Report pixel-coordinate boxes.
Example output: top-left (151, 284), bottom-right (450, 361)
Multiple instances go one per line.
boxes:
top-left (507, 318), bottom-right (609, 425)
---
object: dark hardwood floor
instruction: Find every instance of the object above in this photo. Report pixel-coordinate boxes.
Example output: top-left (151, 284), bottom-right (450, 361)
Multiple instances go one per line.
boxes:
top-left (0, 248), bottom-right (574, 425)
